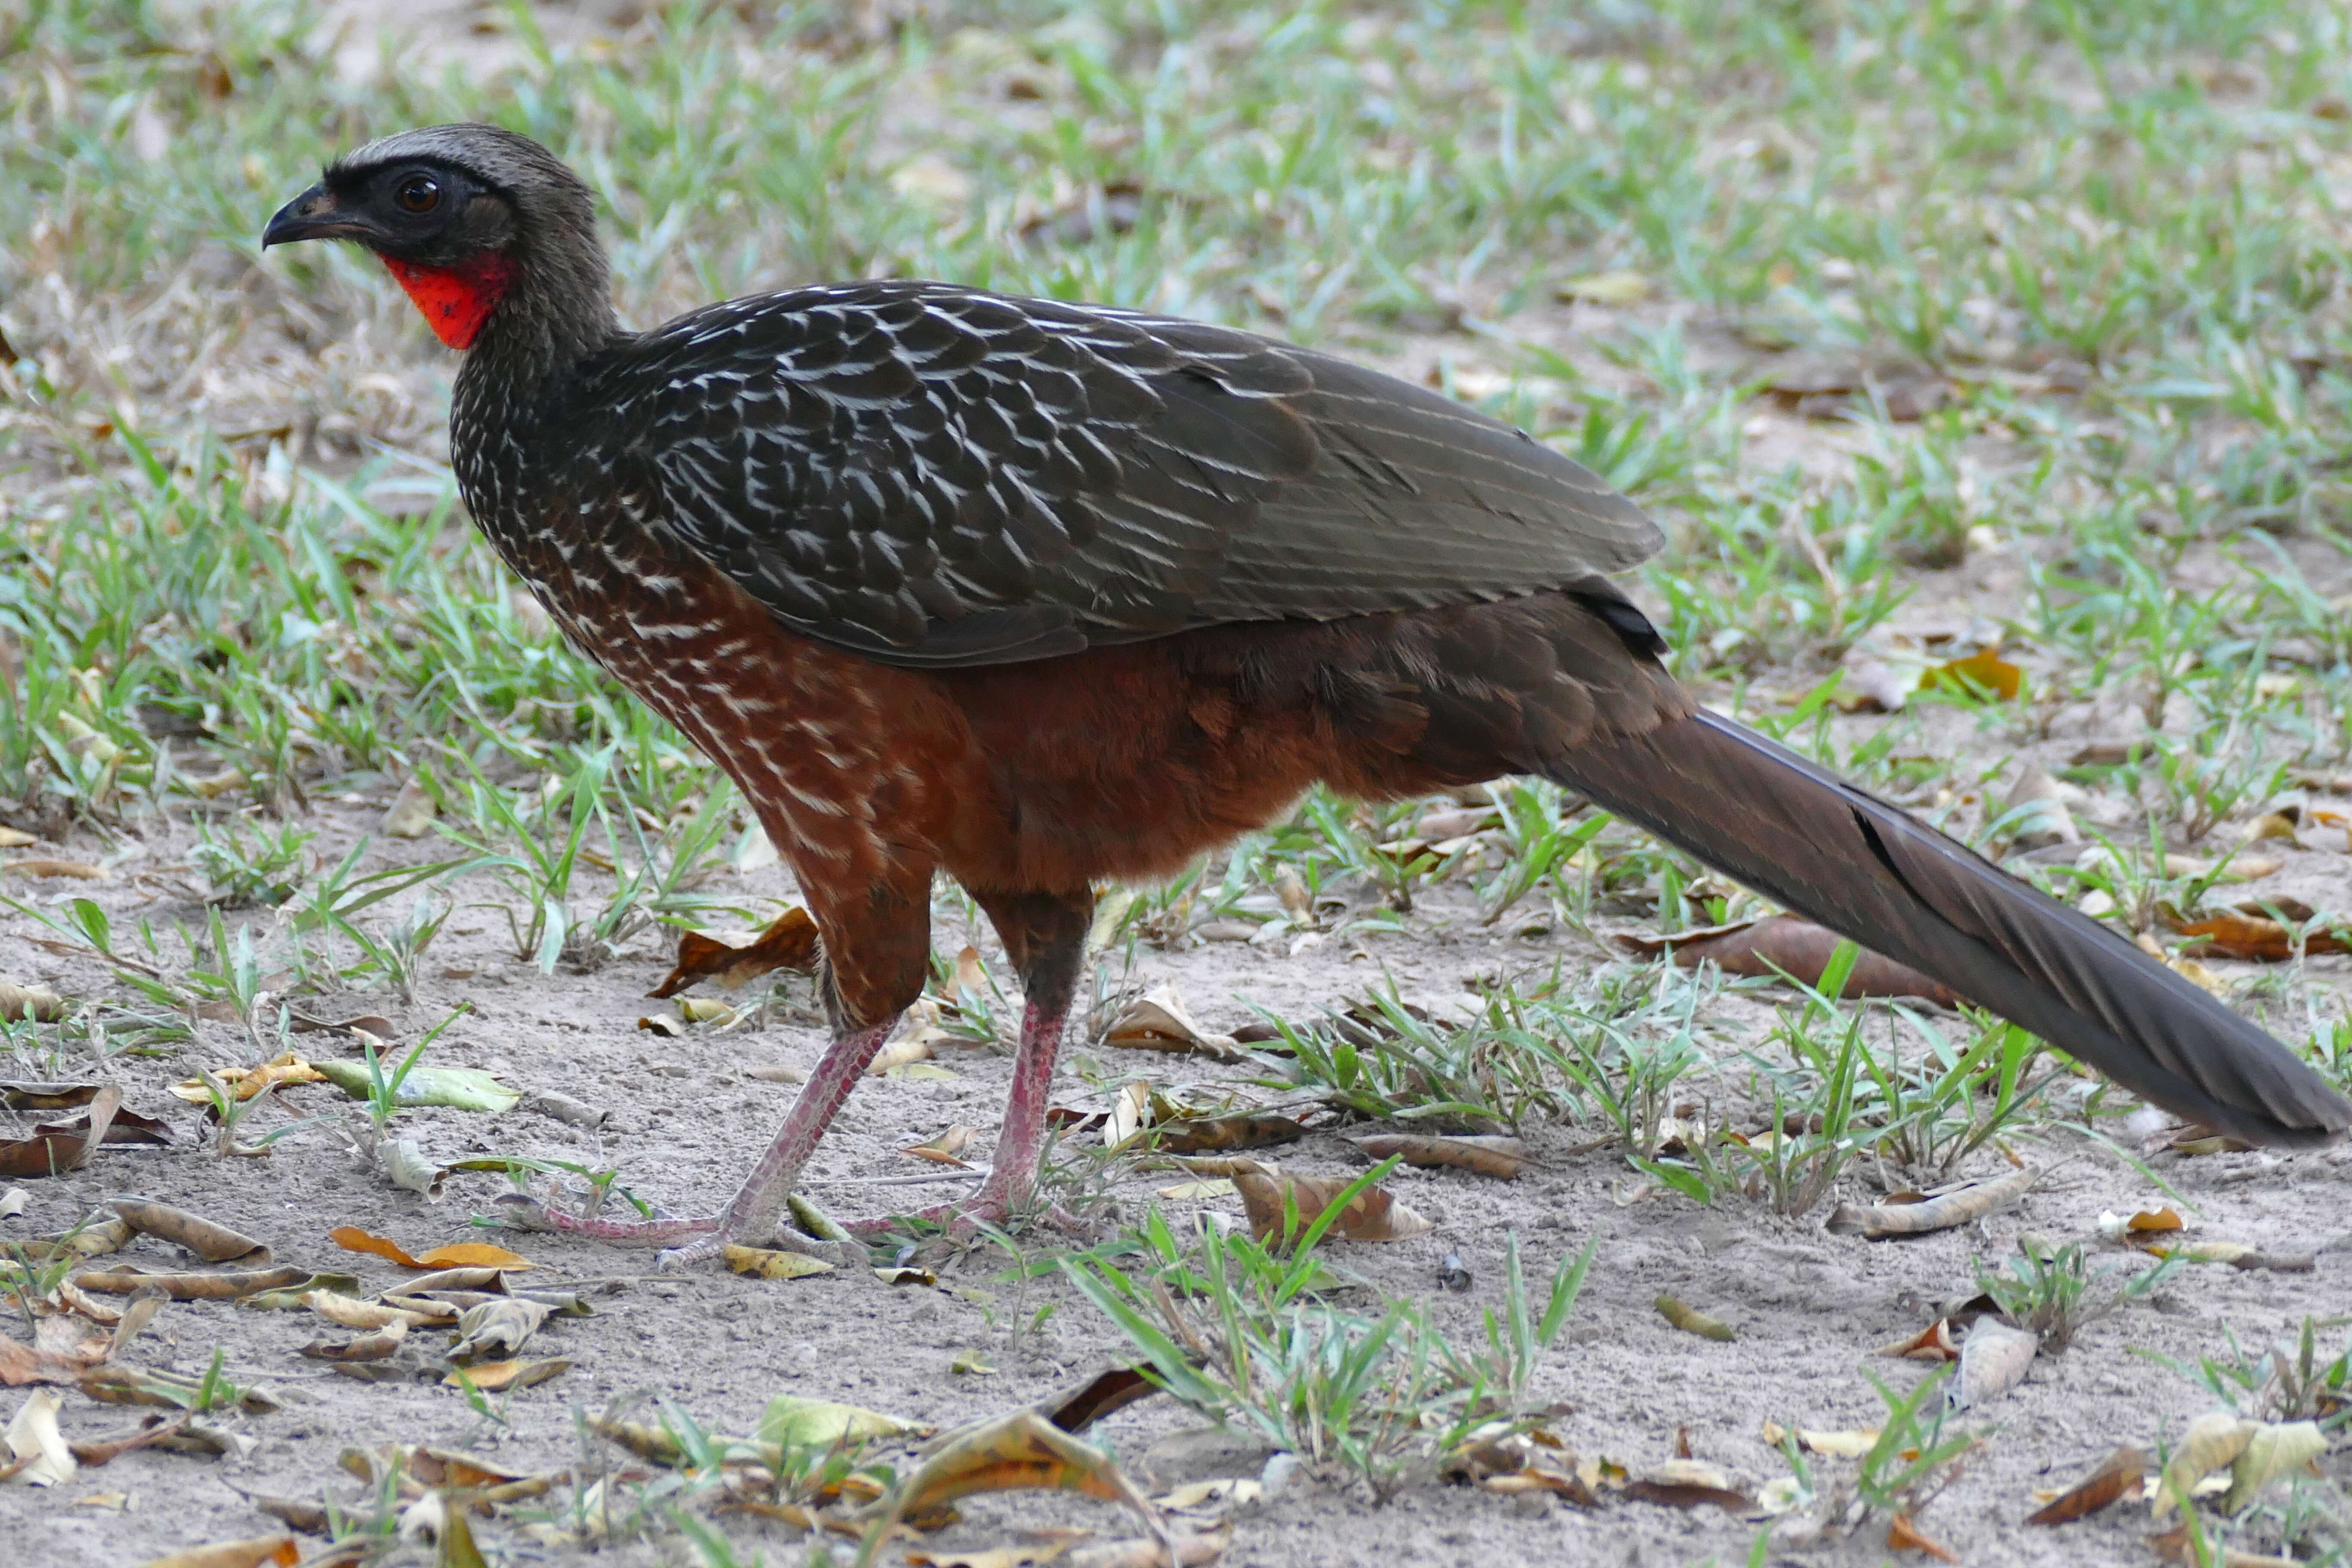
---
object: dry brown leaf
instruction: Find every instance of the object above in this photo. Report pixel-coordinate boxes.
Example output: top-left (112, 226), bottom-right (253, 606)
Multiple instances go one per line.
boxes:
top-left (300, 1320), bottom-right (408, 1363)
top-left (450, 1298), bottom-right (549, 1360)
top-left (724, 1244), bottom-right (834, 1281)
top-left (903, 1126), bottom-right (975, 1166)
top-left (1155, 1111), bottom-right (1306, 1154)
top-left (867, 1035), bottom-right (935, 1075)
top-left (1886, 1512), bottom-right (1960, 1562)
top-left (1827, 1167), bottom-right (2034, 1239)
top-left (446, 1358), bottom-right (570, 1393)
top-left (1614, 916), bottom-right (1959, 1002)
top-left (380, 779), bottom-right (436, 839)
top-left (2222, 1421), bottom-right (2327, 1514)
top-left (2159, 903), bottom-right (2351, 962)
top-left (1104, 1081), bottom-right (1153, 1148)
top-left (136, 1538), bottom-right (302, 1568)
top-left (1951, 1317), bottom-right (2037, 1409)
top-left (2027, 1446), bottom-right (2147, 1525)
top-left (1103, 984), bottom-right (1243, 1061)
top-left (72, 1264), bottom-right (306, 1301)
top-left (865, 1410), bottom-right (1168, 1557)
top-left (5, 1387), bottom-right (76, 1486)
top-left (325, 1226), bottom-right (530, 1271)
top-left (1231, 1172), bottom-right (1433, 1244)
top-left (169, 1053), bottom-right (325, 1104)
top-left (304, 1291), bottom-right (438, 1332)
top-left (1349, 1133), bottom-right (1525, 1179)
top-left (649, 907), bottom-right (821, 998)
top-left (0, 984), bottom-right (66, 1023)
top-left (2153, 1411), bottom-right (2256, 1520)
top-left (1655, 1295), bottom-right (1735, 1342)
top-left (1621, 1459), bottom-right (1754, 1512)
top-left (1039, 1366), bottom-right (1159, 1434)
top-left (0, 1325), bottom-right (109, 1387)
top-left (1879, 1318), bottom-right (1962, 1362)
top-left (1760, 1423), bottom-right (1880, 1458)
top-left (3, 859), bottom-right (105, 881)
top-left (112, 1201), bottom-right (267, 1264)
top-left (0, 1084), bottom-right (120, 1179)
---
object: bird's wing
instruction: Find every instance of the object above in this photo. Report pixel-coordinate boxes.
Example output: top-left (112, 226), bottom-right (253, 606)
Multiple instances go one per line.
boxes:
top-left (597, 280), bottom-right (1660, 666)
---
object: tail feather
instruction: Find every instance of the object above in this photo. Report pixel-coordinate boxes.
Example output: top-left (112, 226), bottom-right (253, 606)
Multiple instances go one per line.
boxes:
top-left (1545, 709), bottom-right (2352, 1148)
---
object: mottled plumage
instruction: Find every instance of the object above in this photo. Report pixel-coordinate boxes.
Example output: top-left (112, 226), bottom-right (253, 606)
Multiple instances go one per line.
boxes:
top-left (265, 126), bottom-right (2349, 1265)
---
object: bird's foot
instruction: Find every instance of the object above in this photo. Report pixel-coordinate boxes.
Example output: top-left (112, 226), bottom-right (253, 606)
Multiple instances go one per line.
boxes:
top-left (497, 1191), bottom-right (870, 1272)
top-left (840, 1184), bottom-right (1086, 1241)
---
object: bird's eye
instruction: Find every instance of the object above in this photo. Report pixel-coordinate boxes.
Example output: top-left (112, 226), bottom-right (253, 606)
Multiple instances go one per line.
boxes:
top-left (394, 175), bottom-right (441, 214)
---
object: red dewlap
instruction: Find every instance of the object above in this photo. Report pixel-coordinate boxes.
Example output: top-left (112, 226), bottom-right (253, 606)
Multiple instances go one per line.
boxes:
top-left (382, 253), bottom-right (518, 349)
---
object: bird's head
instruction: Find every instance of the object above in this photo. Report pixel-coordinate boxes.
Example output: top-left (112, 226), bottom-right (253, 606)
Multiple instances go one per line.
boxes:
top-left (265, 123), bottom-right (604, 354)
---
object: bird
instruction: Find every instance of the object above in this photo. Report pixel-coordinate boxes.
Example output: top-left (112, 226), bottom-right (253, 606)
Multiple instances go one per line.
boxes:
top-left (265, 124), bottom-right (2348, 1265)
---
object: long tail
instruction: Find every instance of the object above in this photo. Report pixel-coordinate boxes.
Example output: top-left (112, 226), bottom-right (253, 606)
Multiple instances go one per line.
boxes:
top-left (1545, 709), bottom-right (2352, 1147)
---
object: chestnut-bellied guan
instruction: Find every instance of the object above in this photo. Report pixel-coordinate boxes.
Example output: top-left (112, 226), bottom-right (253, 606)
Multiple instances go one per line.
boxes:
top-left (264, 124), bottom-right (2349, 1267)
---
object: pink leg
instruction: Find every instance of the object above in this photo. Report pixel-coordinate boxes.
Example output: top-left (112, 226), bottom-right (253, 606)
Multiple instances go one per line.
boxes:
top-left (842, 993), bottom-right (1072, 1237)
top-left (508, 1017), bottom-right (897, 1266)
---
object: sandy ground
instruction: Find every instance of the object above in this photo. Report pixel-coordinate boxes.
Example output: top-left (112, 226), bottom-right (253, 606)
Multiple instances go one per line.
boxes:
top-left (1, 786), bottom-right (2349, 1566)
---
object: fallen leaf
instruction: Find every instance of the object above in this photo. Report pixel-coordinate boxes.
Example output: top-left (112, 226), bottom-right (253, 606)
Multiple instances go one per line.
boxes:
top-left (1039, 1366), bottom-right (1159, 1434)
top-left (760, 1393), bottom-right (928, 1451)
top-left (649, 907), bottom-right (821, 998)
top-left (952, 1349), bottom-right (997, 1375)
top-left (112, 1201), bottom-right (267, 1264)
top-left (5, 1387), bottom-right (75, 1485)
top-left (864, 1410), bottom-right (1167, 1556)
top-left (1951, 1317), bottom-right (2037, 1408)
top-left (1924, 647), bottom-right (2023, 701)
top-left (1655, 1295), bottom-right (1735, 1342)
top-left (380, 780), bottom-right (436, 838)
top-left (725, 1244), bottom-right (835, 1281)
top-left (326, 1227), bottom-right (530, 1271)
top-left (0, 1085), bottom-right (121, 1179)
top-left (72, 1264), bottom-right (307, 1301)
top-left (1760, 1423), bottom-right (1880, 1458)
top-left (2096, 1206), bottom-right (2185, 1239)
top-left (134, 1537), bottom-right (299, 1568)
top-left (1231, 1172), bottom-right (1433, 1244)
top-left (1622, 1458), bottom-right (1754, 1512)
top-left (304, 1291), bottom-right (439, 1332)
top-left (2159, 904), bottom-right (2352, 962)
top-left (1614, 916), bottom-right (1959, 1002)
top-left (446, 1358), bottom-right (570, 1393)
top-left (1104, 984), bottom-right (1243, 1061)
top-left (169, 1053), bottom-right (325, 1104)
top-left (2153, 1411), bottom-right (2255, 1520)
top-left (449, 1298), bottom-right (548, 1360)
top-left (0, 828), bottom-right (31, 848)
top-left (903, 1127), bottom-right (974, 1166)
top-left (1827, 1167), bottom-right (2034, 1238)
top-left (1156, 1180), bottom-right (1236, 1200)
top-left (2027, 1446), bottom-right (2147, 1525)
top-left (1155, 1110), bottom-right (1306, 1154)
top-left (300, 1320), bottom-right (408, 1363)
top-left (1879, 1320), bottom-right (1961, 1362)
top-left (0, 984), bottom-right (65, 1023)
top-left (1886, 1511), bottom-right (1959, 1562)
top-left (309, 1061), bottom-right (520, 1112)
top-left (2135, 1239), bottom-right (2313, 1271)
top-left (1349, 1133), bottom-right (1525, 1179)
top-left (2222, 1421), bottom-right (2326, 1514)
top-left (1555, 269), bottom-right (1651, 306)
top-left (3, 859), bottom-right (105, 881)
top-left (868, 1035), bottom-right (936, 1075)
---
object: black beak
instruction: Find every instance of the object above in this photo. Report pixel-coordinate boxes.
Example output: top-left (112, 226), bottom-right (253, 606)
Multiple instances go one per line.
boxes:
top-left (263, 184), bottom-right (372, 248)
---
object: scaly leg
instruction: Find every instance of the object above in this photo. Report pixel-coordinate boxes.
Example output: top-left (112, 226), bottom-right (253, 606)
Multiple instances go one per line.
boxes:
top-left (845, 888), bottom-right (1092, 1237)
top-left (508, 1015), bottom-right (898, 1266)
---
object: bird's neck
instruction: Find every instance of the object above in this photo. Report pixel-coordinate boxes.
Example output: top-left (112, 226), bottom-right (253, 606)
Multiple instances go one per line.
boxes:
top-left (451, 227), bottom-right (623, 421)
